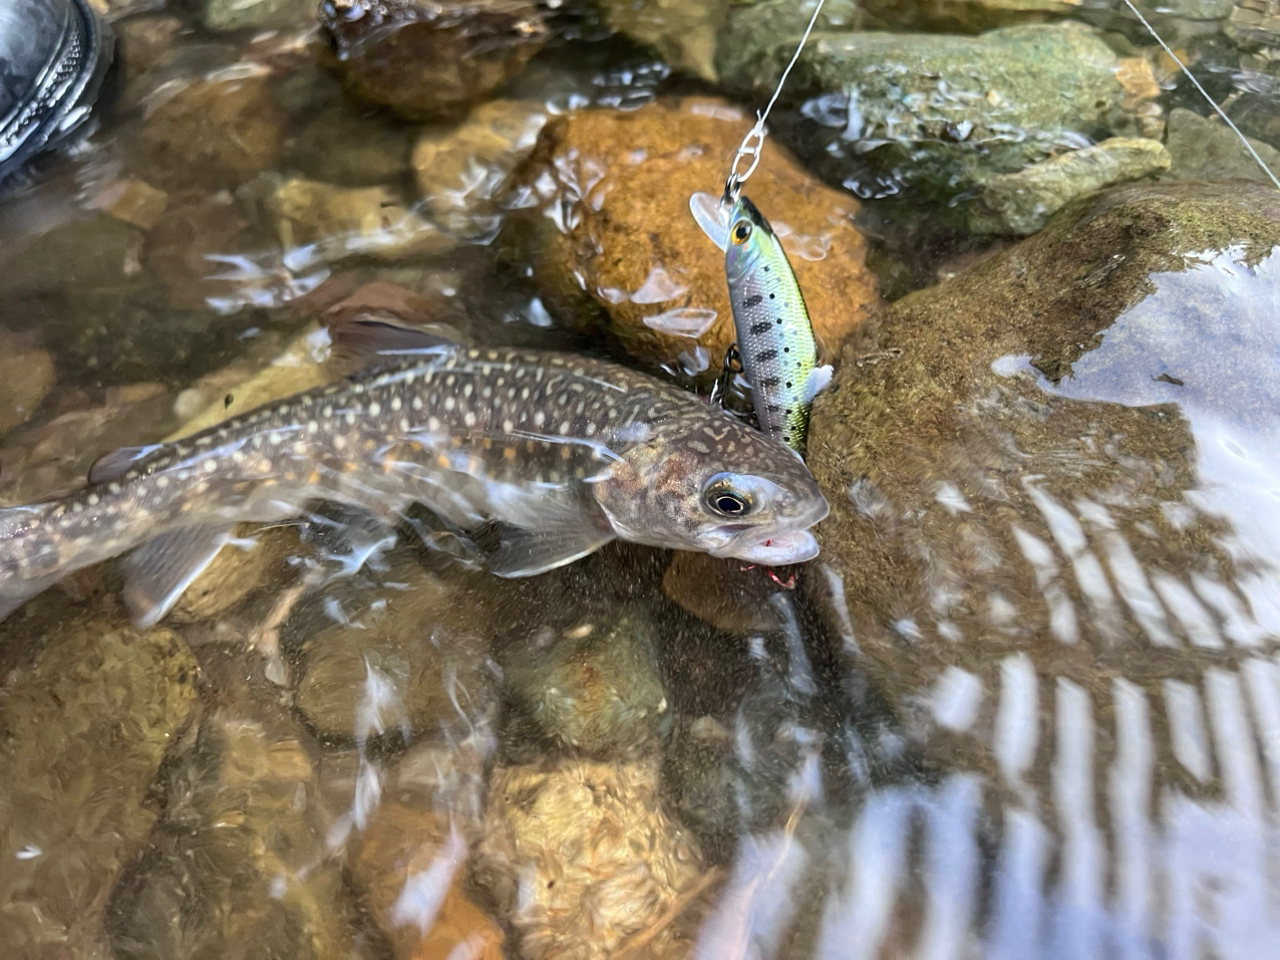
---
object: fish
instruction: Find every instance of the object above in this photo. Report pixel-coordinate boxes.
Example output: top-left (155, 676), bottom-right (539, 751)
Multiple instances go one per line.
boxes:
top-left (691, 190), bottom-right (833, 453)
top-left (0, 320), bottom-right (829, 627)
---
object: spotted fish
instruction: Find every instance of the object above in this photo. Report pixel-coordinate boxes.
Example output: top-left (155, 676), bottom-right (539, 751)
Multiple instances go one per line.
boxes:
top-left (0, 321), bottom-right (829, 627)
top-left (691, 191), bottom-right (833, 453)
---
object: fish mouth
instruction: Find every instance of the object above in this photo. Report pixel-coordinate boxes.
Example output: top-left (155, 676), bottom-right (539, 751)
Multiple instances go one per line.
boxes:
top-left (711, 528), bottom-right (820, 565)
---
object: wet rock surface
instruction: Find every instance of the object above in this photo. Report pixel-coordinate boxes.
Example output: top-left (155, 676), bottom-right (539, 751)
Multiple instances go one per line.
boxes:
top-left (318, 0), bottom-right (549, 121)
top-left (199, 0), bottom-right (314, 32)
top-left (498, 603), bottom-right (670, 759)
top-left (807, 178), bottom-right (1280, 809)
top-left (106, 649), bottom-right (356, 960)
top-left (598, 0), bottom-right (729, 81)
top-left (266, 177), bottom-right (454, 265)
top-left (506, 96), bottom-right (878, 381)
top-left (412, 98), bottom-right (547, 239)
top-left (719, 17), bottom-right (1146, 206)
top-left (292, 563), bottom-right (494, 743)
top-left (0, 618), bottom-right (199, 955)
top-left (0, 331), bottom-right (56, 439)
top-left (473, 759), bottom-right (709, 958)
top-left (970, 136), bottom-right (1171, 234)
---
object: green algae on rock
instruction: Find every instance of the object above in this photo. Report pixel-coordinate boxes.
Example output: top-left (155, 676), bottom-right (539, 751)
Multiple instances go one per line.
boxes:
top-left (970, 136), bottom-right (1171, 235)
top-left (0, 618), bottom-right (198, 956)
top-left (717, 17), bottom-right (1144, 206)
top-left (498, 604), bottom-right (670, 759)
top-left (805, 180), bottom-right (1280, 791)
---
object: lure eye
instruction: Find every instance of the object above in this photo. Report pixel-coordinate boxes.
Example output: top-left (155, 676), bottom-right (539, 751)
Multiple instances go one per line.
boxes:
top-left (731, 220), bottom-right (752, 245)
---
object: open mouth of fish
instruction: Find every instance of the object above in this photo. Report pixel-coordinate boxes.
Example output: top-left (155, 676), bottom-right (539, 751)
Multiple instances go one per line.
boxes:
top-left (711, 528), bottom-right (821, 565)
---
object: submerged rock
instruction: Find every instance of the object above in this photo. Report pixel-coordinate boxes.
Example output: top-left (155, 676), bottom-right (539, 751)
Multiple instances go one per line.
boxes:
top-left (858, 0), bottom-right (1082, 31)
top-left (661, 552), bottom-right (788, 634)
top-left (199, 0), bottom-right (314, 31)
top-left (293, 564), bottom-right (494, 743)
top-left (473, 759), bottom-right (709, 958)
top-left (0, 331), bottom-right (55, 438)
top-left (266, 177), bottom-right (455, 266)
top-left (598, 0), bottom-right (729, 81)
top-left (318, 0), bottom-right (548, 122)
top-left (107, 649), bottom-right (356, 960)
top-left (505, 96), bottom-right (877, 382)
top-left (134, 65), bottom-right (287, 191)
top-left (718, 18), bottom-right (1145, 206)
top-left (351, 801), bottom-right (504, 960)
top-left (803, 181), bottom-right (1280, 948)
top-left (970, 136), bottom-right (1171, 235)
top-left (0, 618), bottom-right (198, 955)
top-left (286, 102), bottom-right (414, 187)
top-left (1164, 106), bottom-right (1280, 181)
top-left (412, 98), bottom-right (546, 239)
top-left (498, 604), bottom-right (670, 759)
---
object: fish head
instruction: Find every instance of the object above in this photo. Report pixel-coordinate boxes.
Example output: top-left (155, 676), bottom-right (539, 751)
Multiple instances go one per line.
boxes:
top-left (592, 413), bottom-right (830, 565)
top-left (723, 194), bottom-right (776, 284)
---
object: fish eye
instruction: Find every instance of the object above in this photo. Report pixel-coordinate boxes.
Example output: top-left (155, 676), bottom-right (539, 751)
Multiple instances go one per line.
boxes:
top-left (704, 477), bottom-right (755, 517)
top-left (731, 220), bottom-right (752, 245)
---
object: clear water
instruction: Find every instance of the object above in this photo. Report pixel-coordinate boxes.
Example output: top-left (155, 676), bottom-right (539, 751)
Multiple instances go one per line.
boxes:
top-left (1, 3), bottom-right (1279, 959)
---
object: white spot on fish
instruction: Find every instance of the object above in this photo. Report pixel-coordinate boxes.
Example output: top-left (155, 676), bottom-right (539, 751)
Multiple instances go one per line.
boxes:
top-left (369, 402), bottom-right (381, 417)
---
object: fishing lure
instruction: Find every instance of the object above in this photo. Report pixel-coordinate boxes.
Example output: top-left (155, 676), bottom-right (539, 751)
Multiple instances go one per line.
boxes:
top-left (689, 0), bottom-right (832, 454)
top-left (691, 190), bottom-right (831, 453)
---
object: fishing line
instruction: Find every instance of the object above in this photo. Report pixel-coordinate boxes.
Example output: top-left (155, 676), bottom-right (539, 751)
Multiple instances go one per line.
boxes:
top-left (724, 0), bottom-right (828, 201)
top-left (1119, 0), bottom-right (1280, 191)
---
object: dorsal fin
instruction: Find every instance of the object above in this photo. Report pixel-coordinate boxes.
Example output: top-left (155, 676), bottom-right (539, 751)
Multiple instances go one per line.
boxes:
top-left (327, 318), bottom-right (459, 377)
top-left (88, 445), bottom-right (163, 485)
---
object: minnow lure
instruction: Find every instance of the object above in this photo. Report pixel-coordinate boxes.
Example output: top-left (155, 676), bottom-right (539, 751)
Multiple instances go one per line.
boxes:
top-left (687, 0), bottom-right (832, 454)
top-left (690, 190), bottom-right (831, 452)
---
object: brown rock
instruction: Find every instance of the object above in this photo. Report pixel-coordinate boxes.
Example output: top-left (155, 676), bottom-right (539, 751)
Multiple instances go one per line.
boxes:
top-left (318, 0), bottom-right (548, 122)
top-left (507, 97), bottom-right (878, 382)
top-left (0, 383), bottom-right (175, 507)
top-left (168, 526), bottom-right (296, 623)
top-left (474, 759), bottom-right (708, 959)
top-left (85, 176), bottom-right (169, 230)
top-left (134, 66), bottom-right (287, 190)
top-left (599, 0), bottom-right (728, 81)
top-left (0, 332), bottom-right (55, 438)
top-left (351, 801), bottom-right (504, 960)
top-left (266, 178), bottom-right (455, 265)
top-left (105, 649), bottom-right (357, 960)
top-left (0, 618), bottom-right (199, 956)
top-left (294, 565), bottom-right (494, 741)
top-left (412, 99), bottom-right (547, 238)
top-left (115, 15), bottom-right (184, 81)
top-left (661, 551), bottom-right (788, 634)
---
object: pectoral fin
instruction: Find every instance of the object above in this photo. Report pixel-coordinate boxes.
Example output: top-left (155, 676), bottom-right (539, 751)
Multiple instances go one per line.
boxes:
top-left (122, 525), bottom-right (238, 628)
top-left (487, 524), bottom-right (615, 578)
top-left (690, 192), bottom-right (730, 252)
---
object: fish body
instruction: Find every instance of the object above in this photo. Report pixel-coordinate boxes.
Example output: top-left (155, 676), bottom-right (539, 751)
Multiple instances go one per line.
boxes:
top-left (690, 191), bottom-right (833, 452)
top-left (0, 323), bottom-right (829, 626)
